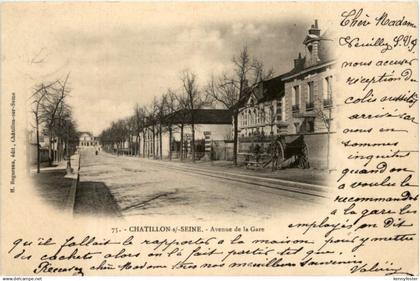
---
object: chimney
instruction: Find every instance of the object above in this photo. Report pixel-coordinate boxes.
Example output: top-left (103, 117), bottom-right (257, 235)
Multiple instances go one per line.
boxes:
top-left (308, 19), bottom-right (320, 36)
top-left (306, 20), bottom-right (321, 66)
top-left (294, 52), bottom-right (303, 68)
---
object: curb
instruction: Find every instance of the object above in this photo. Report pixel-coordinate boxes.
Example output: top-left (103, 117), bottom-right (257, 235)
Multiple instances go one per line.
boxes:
top-left (65, 173), bottom-right (79, 214)
top-left (64, 154), bottom-right (81, 215)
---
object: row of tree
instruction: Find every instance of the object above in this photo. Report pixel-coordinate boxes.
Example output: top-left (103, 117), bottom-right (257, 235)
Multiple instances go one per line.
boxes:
top-left (31, 74), bottom-right (79, 173)
top-left (100, 46), bottom-right (272, 165)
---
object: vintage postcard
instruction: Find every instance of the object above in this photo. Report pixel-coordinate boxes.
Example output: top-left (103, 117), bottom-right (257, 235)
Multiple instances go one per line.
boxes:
top-left (0, 1), bottom-right (418, 277)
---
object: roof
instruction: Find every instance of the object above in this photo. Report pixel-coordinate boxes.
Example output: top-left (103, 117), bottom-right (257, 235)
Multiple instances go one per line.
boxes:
top-left (235, 21), bottom-right (335, 109)
top-left (165, 109), bottom-right (232, 125)
top-left (79, 131), bottom-right (93, 137)
top-left (318, 31), bottom-right (334, 62)
top-left (236, 73), bottom-right (289, 109)
top-left (259, 74), bottom-right (287, 103)
top-left (282, 30), bottom-right (335, 81)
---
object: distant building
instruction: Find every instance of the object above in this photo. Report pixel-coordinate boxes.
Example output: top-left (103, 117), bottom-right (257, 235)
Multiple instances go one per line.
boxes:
top-left (27, 129), bottom-right (50, 164)
top-left (141, 109), bottom-right (232, 159)
top-left (79, 132), bottom-right (99, 147)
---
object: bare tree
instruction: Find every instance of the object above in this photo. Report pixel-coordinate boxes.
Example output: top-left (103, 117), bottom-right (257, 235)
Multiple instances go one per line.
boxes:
top-left (205, 46), bottom-right (273, 165)
top-left (163, 89), bottom-right (179, 161)
top-left (267, 104), bottom-right (276, 135)
top-left (179, 70), bottom-right (206, 162)
top-left (133, 103), bottom-right (146, 157)
top-left (154, 95), bottom-right (168, 160)
top-left (115, 119), bottom-right (130, 155)
top-left (126, 115), bottom-right (137, 156)
top-left (315, 93), bottom-right (333, 172)
top-left (30, 80), bottom-right (58, 173)
top-left (173, 92), bottom-right (190, 161)
top-left (54, 104), bottom-right (78, 173)
top-left (145, 100), bottom-right (159, 158)
top-left (40, 73), bottom-right (71, 166)
top-left (53, 99), bottom-right (71, 162)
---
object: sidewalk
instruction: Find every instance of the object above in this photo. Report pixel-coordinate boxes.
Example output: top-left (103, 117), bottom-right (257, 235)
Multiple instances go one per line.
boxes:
top-left (30, 154), bottom-right (80, 174)
top-left (73, 149), bottom-right (122, 217)
top-left (31, 154), bottom-right (80, 212)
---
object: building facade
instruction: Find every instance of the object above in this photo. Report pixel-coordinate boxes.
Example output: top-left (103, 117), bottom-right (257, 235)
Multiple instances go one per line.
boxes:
top-left (141, 109), bottom-right (232, 159)
top-left (79, 132), bottom-right (99, 147)
top-left (282, 20), bottom-right (335, 134)
top-left (237, 19), bottom-right (335, 138)
top-left (237, 75), bottom-right (288, 138)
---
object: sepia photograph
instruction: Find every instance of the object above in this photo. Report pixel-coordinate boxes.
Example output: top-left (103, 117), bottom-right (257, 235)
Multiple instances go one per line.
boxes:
top-left (26, 10), bottom-right (334, 220)
top-left (1, 2), bottom-right (417, 277)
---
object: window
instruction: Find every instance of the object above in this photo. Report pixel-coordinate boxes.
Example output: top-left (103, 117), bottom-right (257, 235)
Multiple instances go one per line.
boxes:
top-left (281, 96), bottom-right (286, 121)
top-left (292, 85), bottom-right (300, 113)
top-left (277, 100), bottom-right (282, 122)
top-left (277, 96), bottom-right (286, 121)
top-left (255, 108), bottom-right (259, 124)
top-left (268, 105), bottom-right (274, 124)
top-left (306, 81), bottom-right (314, 111)
top-left (323, 76), bottom-right (333, 107)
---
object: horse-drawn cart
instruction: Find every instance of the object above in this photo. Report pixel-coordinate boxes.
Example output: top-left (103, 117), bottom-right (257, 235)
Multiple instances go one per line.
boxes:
top-left (239, 134), bottom-right (310, 171)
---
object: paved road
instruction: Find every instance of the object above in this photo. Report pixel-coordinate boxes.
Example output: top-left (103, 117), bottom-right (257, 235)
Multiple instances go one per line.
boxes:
top-left (74, 148), bottom-right (323, 221)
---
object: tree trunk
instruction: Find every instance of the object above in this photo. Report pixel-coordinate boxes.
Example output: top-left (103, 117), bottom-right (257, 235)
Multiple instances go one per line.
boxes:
top-left (159, 123), bottom-right (163, 160)
top-left (233, 110), bottom-right (239, 166)
top-left (180, 124), bottom-right (184, 161)
top-left (60, 139), bottom-right (64, 161)
top-left (143, 130), bottom-right (146, 158)
top-left (48, 130), bottom-right (53, 166)
top-left (191, 122), bottom-right (195, 163)
top-left (147, 129), bottom-right (150, 158)
top-left (36, 117), bottom-right (40, 173)
top-left (137, 135), bottom-right (140, 156)
top-left (168, 125), bottom-right (172, 161)
top-left (57, 137), bottom-right (61, 162)
top-left (59, 138), bottom-right (62, 162)
top-left (152, 125), bottom-right (156, 159)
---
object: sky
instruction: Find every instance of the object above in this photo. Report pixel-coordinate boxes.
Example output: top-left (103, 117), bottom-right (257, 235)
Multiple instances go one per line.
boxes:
top-left (4, 3), bottom-right (331, 135)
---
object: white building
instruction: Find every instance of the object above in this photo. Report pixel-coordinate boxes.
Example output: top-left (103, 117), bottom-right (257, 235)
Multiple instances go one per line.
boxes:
top-left (79, 132), bottom-right (99, 147)
top-left (141, 109), bottom-right (232, 159)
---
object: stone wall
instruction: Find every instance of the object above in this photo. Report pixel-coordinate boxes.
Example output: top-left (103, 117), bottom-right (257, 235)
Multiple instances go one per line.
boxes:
top-left (29, 144), bottom-right (49, 164)
top-left (211, 140), bottom-right (234, 161)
